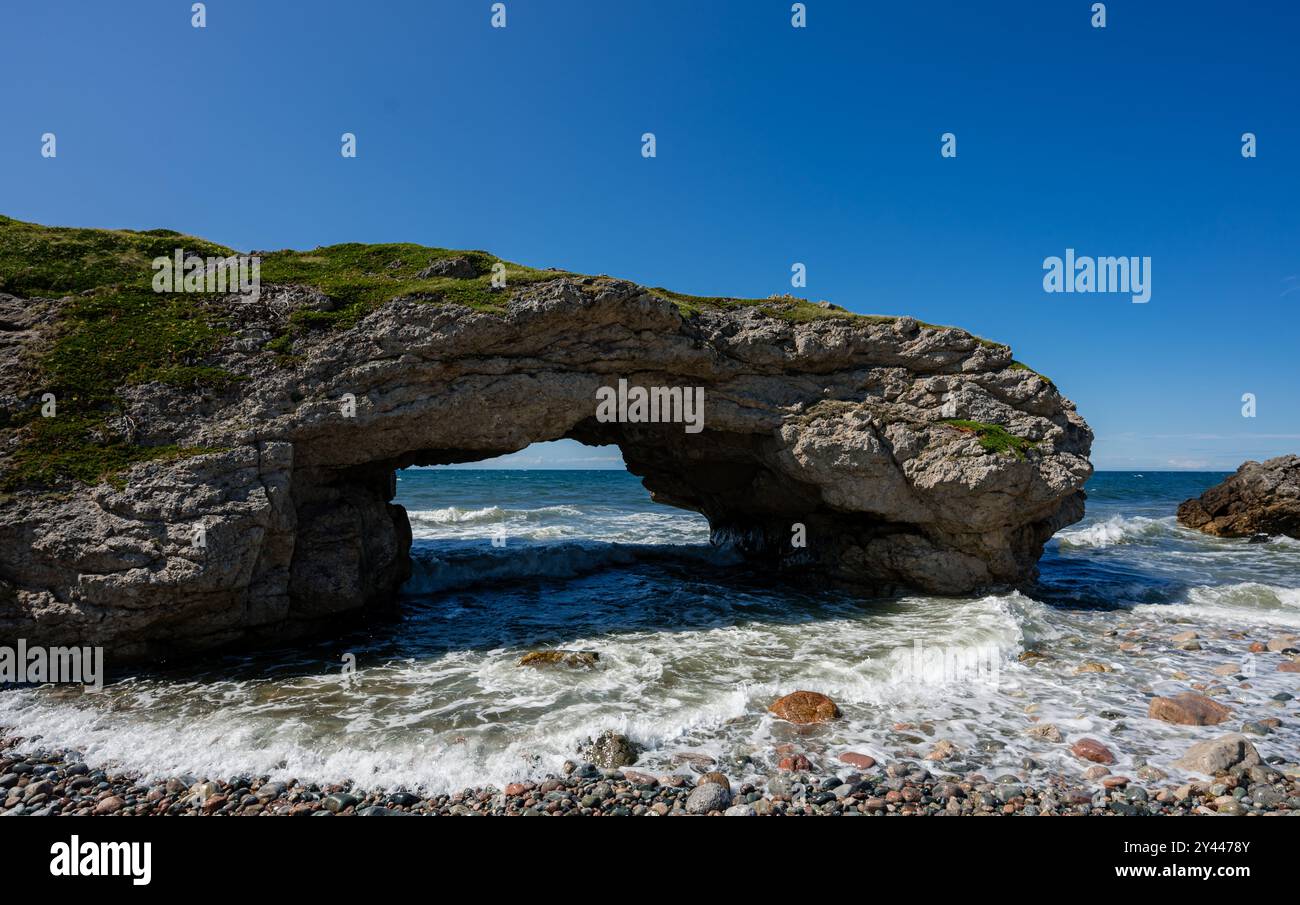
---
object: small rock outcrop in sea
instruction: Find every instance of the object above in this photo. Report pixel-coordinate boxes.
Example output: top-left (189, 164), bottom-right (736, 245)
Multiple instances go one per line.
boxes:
top-left (518, 650), bottom-right (600, 668)
top-left (769, 691), bottom-right (842, 724)
top-left (1177, 454), bottom-right (1300, 538)
top-left (577, 732), bottom-right (640, 769)
top-left (0, 216), bottom-right (1093, 660)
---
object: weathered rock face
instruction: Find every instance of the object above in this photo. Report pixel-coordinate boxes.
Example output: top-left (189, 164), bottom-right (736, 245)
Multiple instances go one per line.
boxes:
top-left (1, 273), bottom-right (1092, 661)
top-left (1177, 455), bottom-right (1300, 538)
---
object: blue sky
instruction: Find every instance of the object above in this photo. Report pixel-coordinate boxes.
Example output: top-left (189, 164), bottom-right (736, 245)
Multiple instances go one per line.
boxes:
top-left (3, 1), bottom-right (1297, 469)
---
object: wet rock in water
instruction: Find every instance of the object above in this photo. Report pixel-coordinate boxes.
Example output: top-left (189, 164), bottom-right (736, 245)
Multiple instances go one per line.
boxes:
top-left (1266, 634), bottom-right (1299, 652)
top-left (697, 771), bottom-right (731, 792)
top-left (577, 731), bottom-right (640, 769)
top-left (1278, 662), bottom-right (1300, 673)
top-left (1071, 738), bottom-right (1116, 765)
top-left (1172, 631), bottom-right (1199, 643)
top-left (517, 650), bottom-right (600, 668)
top-left (1173, 734), bottom-right (1261, 775)
top-left (685, 782), bottom-right (730, 815)
top-left (925, 740), bottom-right (960, 761)
top-left (768, 691), bottom-right (841, 724)
top-left (1024, 723), bottom-right (1064, 743)
top-left (838, 752), bottom-right (876, 770)
top-left (1018, 650), bottom-right (1050, 664)
top-left (1148, 692), bottom-right (1232, 726)
top-left (1176, 455), bottom-right (1300, 538)
top-left (778, 753), bottom-right (811, 772)
top-left (1074, 662), bottom-right (1110, 674)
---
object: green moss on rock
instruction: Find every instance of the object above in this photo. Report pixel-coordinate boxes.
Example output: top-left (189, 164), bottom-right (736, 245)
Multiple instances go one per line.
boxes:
top-left (941, 419), bottom-right (1034, 460)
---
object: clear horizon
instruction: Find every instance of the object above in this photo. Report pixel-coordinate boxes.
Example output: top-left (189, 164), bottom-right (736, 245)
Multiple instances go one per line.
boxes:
top-left (422, 439), bottom-right (1239, 472)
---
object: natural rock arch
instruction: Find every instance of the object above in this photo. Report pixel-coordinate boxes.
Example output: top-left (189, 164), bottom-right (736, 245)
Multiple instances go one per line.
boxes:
top-left (1, 257), bottom-right (1092, 661)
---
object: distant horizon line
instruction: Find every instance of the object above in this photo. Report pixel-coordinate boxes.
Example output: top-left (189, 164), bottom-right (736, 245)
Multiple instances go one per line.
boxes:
top-left (403, 466), bottom-right (1236, 474)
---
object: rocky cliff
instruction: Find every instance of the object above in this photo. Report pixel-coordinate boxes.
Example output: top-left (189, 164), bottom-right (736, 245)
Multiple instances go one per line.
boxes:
top-left (0, 216), bottom-right (1092, 660)
top-left (1177, 455), bottom-right (1300, 538)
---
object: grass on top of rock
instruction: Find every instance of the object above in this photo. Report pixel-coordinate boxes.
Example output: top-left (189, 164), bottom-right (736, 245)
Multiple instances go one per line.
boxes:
top-left (262, 243), bottom-right (576, 331)
top-left (941, 419), bottom-right (1035, 460)
top-left (0, 213), bottom-right (1011, 488)
top-left (1008, 360), bottom-right (1053, 385)
top-left (0, 214), bottom-right (235, 297)
top-left (0, 216), bottom-right (242, 490)
top-left (653, 286), bottom-right (1006, 346)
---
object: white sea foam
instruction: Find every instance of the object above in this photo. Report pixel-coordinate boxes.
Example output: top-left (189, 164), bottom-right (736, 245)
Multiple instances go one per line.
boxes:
top-left (7, 469), bottom-right (1299, 794)
top-left (1054, 515), bottom-right (1172, 548)
top-left (1133, 582), bottom-right (1300, 628)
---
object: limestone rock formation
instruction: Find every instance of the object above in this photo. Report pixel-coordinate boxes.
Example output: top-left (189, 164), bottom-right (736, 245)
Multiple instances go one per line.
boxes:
top-left (1176, 455), bottom-right (1300, 538)
top-left (0, 217), bottom-right (1092, 661)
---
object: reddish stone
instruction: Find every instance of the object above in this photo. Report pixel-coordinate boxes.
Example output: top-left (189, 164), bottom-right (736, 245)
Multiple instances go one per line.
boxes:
top-left (622, 771), bottom-right (658, 786)
top-left (838, 752), bottom-right (876, 770)
top-left (769, 691), bottom-right (841, 724)
top-left (92, 795), bottom-right (125, 816)
top-left (1071, 737), bottom-right (1116, 765)
top-left (1279, 661), bottom-right (1300, 673)
top-left (504, 782), bottom-right (531, 797)
top-left (1148, 693), bottom-right (1232, 726)
top-left (1249, 641), bottom-right (1267, 653)
top-left (1101, 775), bottom-right (1130, 789)
top-left (778, 754), bottom-right (812, 772)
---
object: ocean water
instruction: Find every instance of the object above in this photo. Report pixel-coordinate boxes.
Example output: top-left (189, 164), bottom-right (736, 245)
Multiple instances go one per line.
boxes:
top-left (2, 469), bottom-right (1298, 791)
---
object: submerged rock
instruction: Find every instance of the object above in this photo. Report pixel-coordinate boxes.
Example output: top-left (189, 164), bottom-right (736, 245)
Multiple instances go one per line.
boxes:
top-left (1177, 455), bottom-right (1300, 538)
top-left (517, 650), bottom-right (600, 668)
top-left (1148, 693), bottom-right (1232, 726)
top-left (1071, 738), bottom-right (1116, 765)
